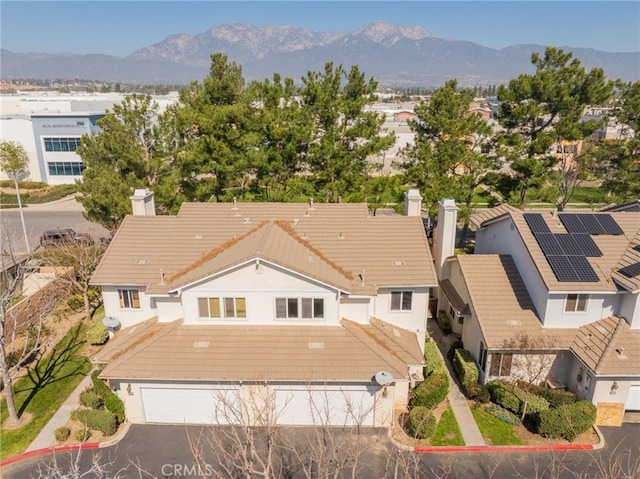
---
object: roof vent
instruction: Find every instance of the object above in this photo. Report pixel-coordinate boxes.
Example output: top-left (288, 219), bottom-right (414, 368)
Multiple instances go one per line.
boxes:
top-left (338, 232), bottom-right (345, 240)
top-left (308, 342), bottom-right (324, 349)
top-left (506, 320), bottom-right (521, 326)
top-left (308, 256), bottom-right (315, 263)
top-left (392, 260), bottom-right (405, 266)
top-left (193, 341), bottom-right (210, 348)
top-left (135, 259), bottom-right (148, 265)
top-left (194, 234), bottom-right (203, 240)
top-left (292, 219), bottom-right (299, 226)
top-left (616, 347), bottom-right (627, 358)
top-left (243, 217), bottom-right (251, 224)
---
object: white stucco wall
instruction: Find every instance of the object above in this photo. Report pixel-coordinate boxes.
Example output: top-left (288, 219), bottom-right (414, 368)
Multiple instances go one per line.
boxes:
top-left (373, 286), bottom-right (429, 347)
top-left (181, 262), bottom-right (341, 325)
top-left (0, 117), bottom-right (41, 181)
top-left (619, 292), bottom-right (640, 329)
top-left (340, 297), bottom-right (372, 323)
top-left (475, 218), bottom-right (549, 322)
top-left (102, 285), bottom-right (154, 329)
top-left (544, 293), bottom-right (620, 328)
top-left (154, 296), bottom-right (183, 322)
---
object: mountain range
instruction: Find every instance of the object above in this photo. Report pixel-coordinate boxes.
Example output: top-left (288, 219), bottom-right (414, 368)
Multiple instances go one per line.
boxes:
top-left (2, 21), bottom-right (639, 87)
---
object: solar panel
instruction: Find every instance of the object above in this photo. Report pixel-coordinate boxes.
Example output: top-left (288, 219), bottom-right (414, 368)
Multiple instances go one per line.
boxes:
top-left (554, 234), bottom-right (580, 255)
top-left (547, 256), bottom-right (580, 281)
top-left (595, 214), bottom-right (624, 235)
top-left (619, 262), bottom-right (640, 278)
top-left (559, 214), bottom-right (588, 233)
top-left (567, 256), bottom-right (599, 282)
top-left (571, 233), bottom-right (602, 257)
top-left (580, 214), bottom-right (607, 235)
top-left (534, 233), bottom-right (564, 255)
top-left (524, 213), bottom-right (551, 233)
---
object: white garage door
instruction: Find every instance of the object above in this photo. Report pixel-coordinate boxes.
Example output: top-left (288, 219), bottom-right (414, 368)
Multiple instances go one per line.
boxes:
top-left (274, 386), bottom-right (376, 426)
top-left (625, 383), bottom-right (640, 411)
top-left (141, 387), bottom-right (239, 424)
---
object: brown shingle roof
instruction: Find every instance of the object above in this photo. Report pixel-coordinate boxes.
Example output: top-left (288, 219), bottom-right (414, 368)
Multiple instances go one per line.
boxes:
top-left (92, 203), bottom-right (437, 295)
top-left (456, 255), bottom-right (575, 349)
top-left (470, 208), bottom-right (640, 292)
top-left (99, 319), bottom-right (420, 382)
top-left (571, 316), bottom-right (640, 376)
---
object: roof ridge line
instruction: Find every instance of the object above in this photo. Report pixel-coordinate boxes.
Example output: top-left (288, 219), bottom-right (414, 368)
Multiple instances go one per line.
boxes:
top-left (595, 316), bottom-right (627, 374)
top-left (274, 220), bottom-right (354, 281)
top-left (341, 318), bottom-right (407, 377)
top-left (168, 221), bottom-right (269, 283)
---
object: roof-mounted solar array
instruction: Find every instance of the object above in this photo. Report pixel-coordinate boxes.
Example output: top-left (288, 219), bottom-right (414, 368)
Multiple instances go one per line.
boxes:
top-left (619, 262), bottom-right (640, 278)
top-left (525, 212), bottom-right (604, 282)
top-left (559, 213), bottom-right (623, 235)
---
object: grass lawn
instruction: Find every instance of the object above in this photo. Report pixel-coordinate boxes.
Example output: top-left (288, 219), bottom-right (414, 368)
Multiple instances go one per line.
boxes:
top-left (471, 406), bottom-right (525, 446)
top-left (0, 322), bottom-right (91, 460)
top-left (431, 406), bottom-right (464, 446)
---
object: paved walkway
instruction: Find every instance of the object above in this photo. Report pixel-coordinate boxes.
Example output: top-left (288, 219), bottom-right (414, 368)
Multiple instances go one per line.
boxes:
top-left (25, 373), bottom-right (94, 452)
top-left (427, 317), bottom-right (486, 446)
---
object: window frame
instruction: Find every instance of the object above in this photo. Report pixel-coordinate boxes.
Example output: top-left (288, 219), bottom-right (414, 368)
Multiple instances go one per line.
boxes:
top-left (564, 293), bottom-right (589, 313)
top-left (198, 296), bottom-right (245, 319)
top-left (390, 290), bottom-right (413, 312)
top-left (489, 352), bottom-right (513, 377)
top-left (275, 297), bottom-right (325, 319)
top-left (118, 288), bottom-right (140, 310)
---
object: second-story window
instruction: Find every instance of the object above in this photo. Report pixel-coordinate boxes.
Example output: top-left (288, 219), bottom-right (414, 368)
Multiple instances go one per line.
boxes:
top-left (565, 294), bottom-right (588, 313)
top-left (275, 298), bottom-right (324, 319)
top-left (198, 297), bottom-right (246, 319)
top-left (118, 289), bottom-right (140, 309)
top-left (391, 291), bottom-right (413, 311)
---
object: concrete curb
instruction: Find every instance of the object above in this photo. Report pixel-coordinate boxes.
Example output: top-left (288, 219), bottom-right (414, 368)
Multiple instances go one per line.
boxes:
top-left (0, 443), bottom-right (100, 468)
top-left (0, 422), bottom-right (132, 468)
top-left (414, 443), bottom-right (594, 453)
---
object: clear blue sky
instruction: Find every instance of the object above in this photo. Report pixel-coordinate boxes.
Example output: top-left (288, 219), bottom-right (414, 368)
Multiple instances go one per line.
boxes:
top-left (2, 1), bottom-right (639, 56)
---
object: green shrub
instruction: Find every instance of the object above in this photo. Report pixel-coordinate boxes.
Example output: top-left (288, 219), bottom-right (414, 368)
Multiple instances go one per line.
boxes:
top-left (488, 381), bottom-right (549, 418)
top-left (526, 384), bottom-right (577, 408)
top-left (104, 395), bottom-right (125, 424)
top-left (535, 401), bottom-right (597, 441)
top-left (408, 406), bottom-right (437, 439)
top-left (436, 310), bottom-right (452, 335)
top-left (54, 426), bottom-right (71, 442)
top-left (67, 294), bottom-right (84, 311)
top-left (447, 340), bottom-right (464, 364)
top-left (464, 382), bottom-right (491, 403)
top-left (73, 409), bottom-right (117, 436)
top-left (453, 349), bottom-right (479, 387)
top-left (424, 340), bottom-right (444, 376)
top-left (90, 370), bottom-right (125, 423)
top-left (80, 389), bottom-right (104, 410)
top-left (411, 371), bottom-right (449, 409)
top-left (86, 321), bottom-right (109, 346)
top-left (484, 405), bottom-right (522, 426)
top-left (75, 426), bottom-right (92, 442)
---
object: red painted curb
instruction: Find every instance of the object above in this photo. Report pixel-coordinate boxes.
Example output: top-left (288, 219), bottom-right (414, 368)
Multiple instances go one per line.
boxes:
top-left (0, 442), bottom-right (100, 468)
top-left (414, 444), bottom-right (594, 453)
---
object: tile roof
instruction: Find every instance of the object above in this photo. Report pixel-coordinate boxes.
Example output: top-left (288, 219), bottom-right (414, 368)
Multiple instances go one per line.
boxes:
top-left (470, 207), bottom-right (640, 292)
top-left (91, 202), bottom-right (437, 295)
top-left (97, 318), bottom-right (422, 382)
top-left (610, 232), bottom-right (640, 292)
top-left (456, 255), bottom-right (576, 349)
top-left (571, 316), bottom-right (640, 376)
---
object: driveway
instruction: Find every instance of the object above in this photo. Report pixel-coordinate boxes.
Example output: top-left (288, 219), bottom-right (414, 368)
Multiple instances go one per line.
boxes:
top-left (4, 422), bottom-right (639, 478)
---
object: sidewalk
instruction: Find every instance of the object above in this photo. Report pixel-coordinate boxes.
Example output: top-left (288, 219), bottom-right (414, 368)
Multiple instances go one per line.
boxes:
top-left (25, 373), bottom-right (93, 452)
top-left (427, 317), bottom-right (486, 446)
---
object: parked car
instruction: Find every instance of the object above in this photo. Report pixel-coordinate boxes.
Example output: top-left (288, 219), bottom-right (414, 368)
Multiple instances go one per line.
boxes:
top-left (39, 228), bottom-right (93, 248)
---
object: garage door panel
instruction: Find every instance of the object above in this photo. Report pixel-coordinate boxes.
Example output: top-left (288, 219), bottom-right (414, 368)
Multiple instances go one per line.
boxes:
top-left (275, 386), bottom-right (375, 426)
top-left (626, 384), bottom-right (640, 411)
top-left (141, 387), bottom-right (239, 424)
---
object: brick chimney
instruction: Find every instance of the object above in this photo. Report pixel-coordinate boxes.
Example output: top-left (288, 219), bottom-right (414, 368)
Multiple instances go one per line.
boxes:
top-left (130, 188), bottom-right (156, 216)
top-left (434, 198), bottom-right (457, 278)
top-left (404, 189), bottom-right (422, 217)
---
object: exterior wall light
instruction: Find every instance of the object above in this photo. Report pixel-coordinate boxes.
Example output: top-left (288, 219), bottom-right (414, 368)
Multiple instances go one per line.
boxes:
top-left (610, 381), bottom-right (619, 394)
top-left (127, 383), bottom-right (133, 396)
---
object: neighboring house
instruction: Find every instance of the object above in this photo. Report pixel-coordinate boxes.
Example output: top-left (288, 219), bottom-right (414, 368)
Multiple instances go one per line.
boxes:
top-left (90, 190), bottom-right (437, 427)
top-left (435, 200), bottom-right (640, 425)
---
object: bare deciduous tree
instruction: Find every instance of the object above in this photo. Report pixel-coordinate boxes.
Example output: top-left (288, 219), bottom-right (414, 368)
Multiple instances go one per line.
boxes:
top-left (1, 243), bottom-right (71, 426)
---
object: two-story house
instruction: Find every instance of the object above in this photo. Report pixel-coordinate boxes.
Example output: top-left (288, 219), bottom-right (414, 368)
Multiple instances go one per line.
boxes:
top-left (435, 200), bottom-right (640, 424)
top-left (90, 190), bottom-right (437, 427)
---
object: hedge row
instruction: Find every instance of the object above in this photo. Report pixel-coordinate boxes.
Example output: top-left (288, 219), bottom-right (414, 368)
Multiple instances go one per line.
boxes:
top-left (453, 349), bottom-right (479, 387)
top-left (72, 409), bottom-right (117, 436)
top-left (436, 310), bottom-right (452, 335)
top-left (408, 406), bottom-right (437, 439)
top-left (411, 371), bottom-right (449, 409)
top-left (525, 383), bottom-right (577, 408)
top-left (535, 401), bottom-right (597, 441)
top-left (424, 340), bottom-right (444, 377)
top-left (80, 389), bottom-right (103, 410)
top-left (487, 381), bottom-right (549, 418)
top-left (91, 370), bottom-right (125, 423)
